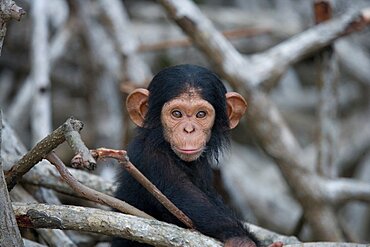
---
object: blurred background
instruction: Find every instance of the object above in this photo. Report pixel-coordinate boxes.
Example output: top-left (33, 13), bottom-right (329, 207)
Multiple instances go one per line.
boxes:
top-left (1, 0), bottom-right (370, 245)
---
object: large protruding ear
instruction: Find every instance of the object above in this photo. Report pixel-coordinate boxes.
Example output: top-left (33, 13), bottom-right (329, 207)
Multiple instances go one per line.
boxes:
top-left (126, 88), bottom-right (149, 127)
top-left (226, 92), bottom-right (247, 129)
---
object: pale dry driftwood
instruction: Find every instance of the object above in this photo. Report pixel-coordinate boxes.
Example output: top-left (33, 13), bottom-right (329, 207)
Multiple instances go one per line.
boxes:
top-left (99, 0), bottom-right (152, 85)
top-left (76, 0), bottom-right (124, 150)
top-left (13, 202), bottom-right (304, 247)
top-left (65, 121), bottom-right (97, 170)
top-left (3, 116), bottom-right (81, 247)
top-left (5, 117), bottom-right (83, 190)
top-left (6, 112), bottom-right (193, 224)
top-left (29, 0), bottom-right (60, 216)
top-left (2, 116), bottom-right (296, 246)
top-left (10, 186), bottom-right (77, 247)
top-left (4, 114), bottom-right (152, 219)
top-left (251, 7), bottom-right (370, 90)
top-left (30, 0), bottom-right (52, 144)
top-left (129, 2), bottom-right (303, 38)
top-left (12, 202), bottom-right (368, 247)
top-left (23, 238), bottom-right (47, 247)
top-left (13, 202), bottom-right (223, 247)
top-left (90, 148), bottom-right (193, 228)
top-left (314, 1), bottom-right (339, 179)
top-left (157, 0), bottom-right (370, 241)
top-left (98, 0), bottom-right (153, 146)
top-left (2, 0), bottom-right (367, 244)
top-left (0, 111), bottom-right (24, 247)
top-left (2, 118), bottom-right (116, 197)
top-left (23, 160), bottom-right (116, 197)
top-left (336, 39), bottom-right (370, 86)
top-left (5, 109), bottom-right (300, 245)
top-left (221, 143), bottom-right (302, 234)
top-left (0, 69), bottom-right (13, 105)
top-left (7, 15), bottom-right (75, 129)
top-left (46, 151), bottom-right (153, 219)
top-left (336, 110), bottom-right (370, 174)
top-left (0, 0), bottom-right (25, 55)
top-left (301, 108), bottom-right (370, 177)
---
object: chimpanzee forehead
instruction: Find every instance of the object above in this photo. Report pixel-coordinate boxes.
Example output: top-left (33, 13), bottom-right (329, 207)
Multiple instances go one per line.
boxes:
top-left (183, 87), bottom-right (201, 98)
top-left (170, 89), bottom-right (206, 103)
top-left (163, 89), bottom-right (215, 116)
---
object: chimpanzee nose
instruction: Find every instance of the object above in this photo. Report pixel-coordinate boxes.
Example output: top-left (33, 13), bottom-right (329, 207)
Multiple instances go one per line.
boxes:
top-left (183, 123), bottom-right (195, 133)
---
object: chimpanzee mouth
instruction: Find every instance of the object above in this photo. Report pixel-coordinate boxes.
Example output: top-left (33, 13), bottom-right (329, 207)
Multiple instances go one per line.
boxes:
top-left (175, 147), bottom-right (203, 155)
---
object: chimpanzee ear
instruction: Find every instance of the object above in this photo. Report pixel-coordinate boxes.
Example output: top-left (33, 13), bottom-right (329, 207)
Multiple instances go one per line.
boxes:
top-left (126, 88), bottom-right (149, 127)
top-left (225, 92), bottom-right (247, 129)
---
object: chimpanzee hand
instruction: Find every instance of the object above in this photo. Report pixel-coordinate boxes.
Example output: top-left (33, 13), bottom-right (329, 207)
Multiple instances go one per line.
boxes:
top-left (268, 242), bottom-right (284, 247)
top-left (225, 237), bottom-right (283, 247)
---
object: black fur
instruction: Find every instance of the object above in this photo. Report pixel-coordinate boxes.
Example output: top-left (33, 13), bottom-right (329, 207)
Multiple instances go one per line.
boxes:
top-left (112, 64), bottom-right (258, 246)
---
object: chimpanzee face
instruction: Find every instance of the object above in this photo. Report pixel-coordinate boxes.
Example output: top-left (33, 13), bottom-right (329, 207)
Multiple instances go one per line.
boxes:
top-left (161, 89), bottom-right (216, 161)
top-left (125, 65), bottom-right (247, 162)
top-left (126, 87), bottom-right (246, 162)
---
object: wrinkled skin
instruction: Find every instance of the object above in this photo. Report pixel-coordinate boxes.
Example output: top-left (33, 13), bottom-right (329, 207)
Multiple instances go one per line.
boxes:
top-left (161, 89), bottom-right (215, 161)
top-left (126, 87), bottom-right (247, 162)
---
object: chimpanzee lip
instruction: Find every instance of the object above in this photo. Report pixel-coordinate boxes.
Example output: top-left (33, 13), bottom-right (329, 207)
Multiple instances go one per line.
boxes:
top-left (175, 147), bottom-right (203, 155)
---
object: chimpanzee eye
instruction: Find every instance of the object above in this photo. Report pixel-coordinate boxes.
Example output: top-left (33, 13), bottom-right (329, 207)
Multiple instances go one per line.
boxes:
top-left (171, 110), bottom-right (183, 118)
top-left (196, 111), bottom-right (206, 118)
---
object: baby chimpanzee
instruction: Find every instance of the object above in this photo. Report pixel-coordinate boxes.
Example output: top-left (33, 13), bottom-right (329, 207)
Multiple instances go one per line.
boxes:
top-left (112, 64), bottom-right (283, 247)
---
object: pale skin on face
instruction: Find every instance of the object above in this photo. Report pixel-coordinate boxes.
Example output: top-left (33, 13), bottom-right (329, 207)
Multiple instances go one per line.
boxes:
top-left (161, 90), bottom-right (215, 162)
top-left (126, 86), bottom-right (247, 162)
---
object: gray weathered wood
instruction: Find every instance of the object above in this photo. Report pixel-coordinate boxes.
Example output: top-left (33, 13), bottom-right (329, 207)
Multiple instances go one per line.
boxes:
top-left (0, 111), bottom-right (24, 247)
top-left (13, 202), bottom-right (223, 247)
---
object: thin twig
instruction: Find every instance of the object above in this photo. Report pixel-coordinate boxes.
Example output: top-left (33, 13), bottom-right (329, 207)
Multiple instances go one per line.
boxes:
top-left (91, 148), bottom-right (194, 229)
top-left (5, 117), bottom-right (83, 191)
top-left (46, 151), bottom-right (153, 219)
top-left (65, 122), bottom-right (96, 170)
top-left (314, 0), bottom-right (338, 178)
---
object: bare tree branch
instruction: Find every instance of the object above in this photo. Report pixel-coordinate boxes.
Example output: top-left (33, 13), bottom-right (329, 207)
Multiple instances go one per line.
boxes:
top-left (74, 0), bottom-right (124, 152)
top-left (23, 160), bottom-right (116, 197)
top-left (90, 148), bottom-right (194, 229)
top-left (13, 202), bottom-right (368, 247)
top-left (65, 121), bottom-right (96, 170)
top-left (155, 0), bottom-right (370, 240)
top-left (314, 0), bottom-right (339, 178)
top-left (5, 117), bottom-right (83, 190)
top-left (10, 186), bottom-right (77, 247)
top-left (46, 151), bottom-right (153, 219)
top-left (7, 16), bottom-right (75, 128)
top-left (0, 111), bottom-right (24, 247)
top-left (13, 202), bottom-right (223, 247)
top-left (0, 0), bottom-right (25, 55)
top-left (253, 7), bottom-right (370, 90)
top-left (30, 0), bottom-right (51, 144)
top-left (326, 178), bottom-right (370, 204)
top-left (138, 27), bottom-right (269, 52)
top-left (99, 0), bottom-right (152, 85)
top-left (98, 0), bottom-right (153, 146)
top-left (2, 117), bottom-right (116, 197)
top-left (23, 238), bottom-right (47, 247)
top-left (12, 202), bottom-right (298, 247)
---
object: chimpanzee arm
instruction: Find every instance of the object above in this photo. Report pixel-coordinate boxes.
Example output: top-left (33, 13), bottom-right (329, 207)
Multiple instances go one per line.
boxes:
top-left (142, 158), bottom-right (255, 243)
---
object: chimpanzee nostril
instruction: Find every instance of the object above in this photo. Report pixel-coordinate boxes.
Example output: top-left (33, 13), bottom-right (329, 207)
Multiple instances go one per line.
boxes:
top-left (184, 123), bottom-right (195, 133)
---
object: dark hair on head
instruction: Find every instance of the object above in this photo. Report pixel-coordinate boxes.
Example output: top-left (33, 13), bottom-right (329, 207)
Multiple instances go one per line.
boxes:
top-left (140, 64), bottom-right (231, 162)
